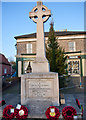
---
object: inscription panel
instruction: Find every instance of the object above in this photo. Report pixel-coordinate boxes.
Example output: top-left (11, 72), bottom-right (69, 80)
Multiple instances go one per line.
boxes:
top-left (26, 79), bottom-right (53, 98)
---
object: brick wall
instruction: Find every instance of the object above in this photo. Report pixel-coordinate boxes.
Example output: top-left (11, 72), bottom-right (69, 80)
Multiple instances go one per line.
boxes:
top-left (32, 42), bottom-right (36, 53)
top-left (58, 37), bottom-right (84, 53)
top-left (0, 54), bottom-right (12, 76)
top-left (17, 41), bottom-right (36, 55)
top-left (2, 64), bottom-right (11, 76)
top-left (17, 43), bottom-right (26, 55)
top-left (84, 39), bottom-right (86, 52)
top-left (16, 34), bottom-right (85, 55)
top-left (68, 76), bottom-right (85, 86)
top-left (0, 64), bottom-right (2, 76)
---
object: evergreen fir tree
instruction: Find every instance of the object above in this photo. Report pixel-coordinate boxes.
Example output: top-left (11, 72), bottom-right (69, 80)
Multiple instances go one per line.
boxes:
top-left (46, 22), bottom-right (67, 87)
top-left (46, 22), bottom-right (59, 72)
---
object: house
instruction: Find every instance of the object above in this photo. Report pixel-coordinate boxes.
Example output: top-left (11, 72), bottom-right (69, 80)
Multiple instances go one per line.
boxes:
top-left (14, 31), bottom-right (86, 85)
top-left (0, 53), bottom-right (12, 77)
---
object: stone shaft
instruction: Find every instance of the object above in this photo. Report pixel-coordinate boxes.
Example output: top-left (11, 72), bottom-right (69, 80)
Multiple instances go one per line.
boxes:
top-left (29, 1), bottom-right (51, 72)
top-left (37, 16), bottom-right (45, 58)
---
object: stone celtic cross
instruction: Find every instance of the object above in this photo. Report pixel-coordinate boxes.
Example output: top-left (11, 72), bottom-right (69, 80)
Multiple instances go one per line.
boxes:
top-left (29, 1), bottom-right (51, 59)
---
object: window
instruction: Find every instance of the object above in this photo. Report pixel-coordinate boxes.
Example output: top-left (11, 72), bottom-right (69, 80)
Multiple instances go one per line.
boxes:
top-left (24, 61), bottom-right (32, 73)
top-left (26, 43), bottom-right (32, 53)
top-left (69, 42), bottom-right (76, 52)
top-left (4, 68), bottom-right (7, 74)
top-left (68, 60), bottom-right (80, 75)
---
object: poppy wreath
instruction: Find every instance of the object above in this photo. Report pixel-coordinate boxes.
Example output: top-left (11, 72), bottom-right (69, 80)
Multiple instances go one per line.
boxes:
top-left (14, 105), bottom-right (28, 119)
top-left (45, 106), bottom-right (60, 120)
top-left (62, 106), bottom-right (77, 120)
top-left (3, 105), bottom-right (15, 119)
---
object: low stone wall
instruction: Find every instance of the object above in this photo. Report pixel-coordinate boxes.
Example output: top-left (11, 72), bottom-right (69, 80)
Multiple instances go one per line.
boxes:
top-left (68, 76), bottom-right (85, 87)
top-left (83, 76), bottom-right (86, 92)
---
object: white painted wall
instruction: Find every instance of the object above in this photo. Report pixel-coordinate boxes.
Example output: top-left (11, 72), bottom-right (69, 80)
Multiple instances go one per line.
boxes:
top-left (18, 61), bottom-right (21, 77)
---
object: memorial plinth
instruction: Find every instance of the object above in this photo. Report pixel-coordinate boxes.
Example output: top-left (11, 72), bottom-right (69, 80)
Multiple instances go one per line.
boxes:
top-left (21, 72), bottom-right (59, 105)
top-left (21, 72), bottom-right (59, 117)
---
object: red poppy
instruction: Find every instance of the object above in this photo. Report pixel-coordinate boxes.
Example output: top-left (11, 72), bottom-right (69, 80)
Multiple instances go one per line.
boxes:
top-left (3, 105), bottom-right (15, 119)
top-left (76, 99), bottom-right (81, 109)
top-left (62, 106), bottom-right (77, 120)
top-left (14, 105), bottom-right (28, 119)
top-left (45, 106), bottom-right (60, 120)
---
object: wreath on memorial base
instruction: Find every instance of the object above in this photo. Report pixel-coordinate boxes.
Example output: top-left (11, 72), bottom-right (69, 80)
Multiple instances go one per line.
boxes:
top-left (14, 104), bottom-right (28, 119)
top-left (45, 106), bottom-right (60, 120)
top-left (3, 105), bottom-right (15, 119)
top-left (62, 106), bottom-right (77, 120)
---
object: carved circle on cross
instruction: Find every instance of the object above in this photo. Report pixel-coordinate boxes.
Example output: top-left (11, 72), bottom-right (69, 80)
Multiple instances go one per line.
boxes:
top-left (30, 5), bottom-right (51, 23)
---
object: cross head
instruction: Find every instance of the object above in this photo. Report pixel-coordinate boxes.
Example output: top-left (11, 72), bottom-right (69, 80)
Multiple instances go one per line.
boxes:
top-left (29, 1), bottom-right (51, 23)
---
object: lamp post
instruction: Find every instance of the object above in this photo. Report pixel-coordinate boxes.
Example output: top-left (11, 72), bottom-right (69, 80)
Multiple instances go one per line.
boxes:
top-left (80, 74), bottom-right (82, 88)
top-left (79, 56), bottom-right (82, 88)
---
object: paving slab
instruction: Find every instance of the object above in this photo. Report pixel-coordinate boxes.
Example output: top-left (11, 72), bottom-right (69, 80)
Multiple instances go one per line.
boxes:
top-left (0, 93), bottom-right (83, 119)
top-left (0, 82), bottom-right (84, 119)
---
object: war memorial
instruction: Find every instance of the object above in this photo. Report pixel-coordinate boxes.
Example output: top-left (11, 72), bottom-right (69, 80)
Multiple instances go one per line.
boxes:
top-left (21, 1), bottom-right (59, 118)
top-left (20, 1), bottom-right (83, 119)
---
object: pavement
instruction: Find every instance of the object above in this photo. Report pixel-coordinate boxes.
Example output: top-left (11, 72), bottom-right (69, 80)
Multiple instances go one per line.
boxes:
top-left (0, 80), bottom-right (85, 119)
